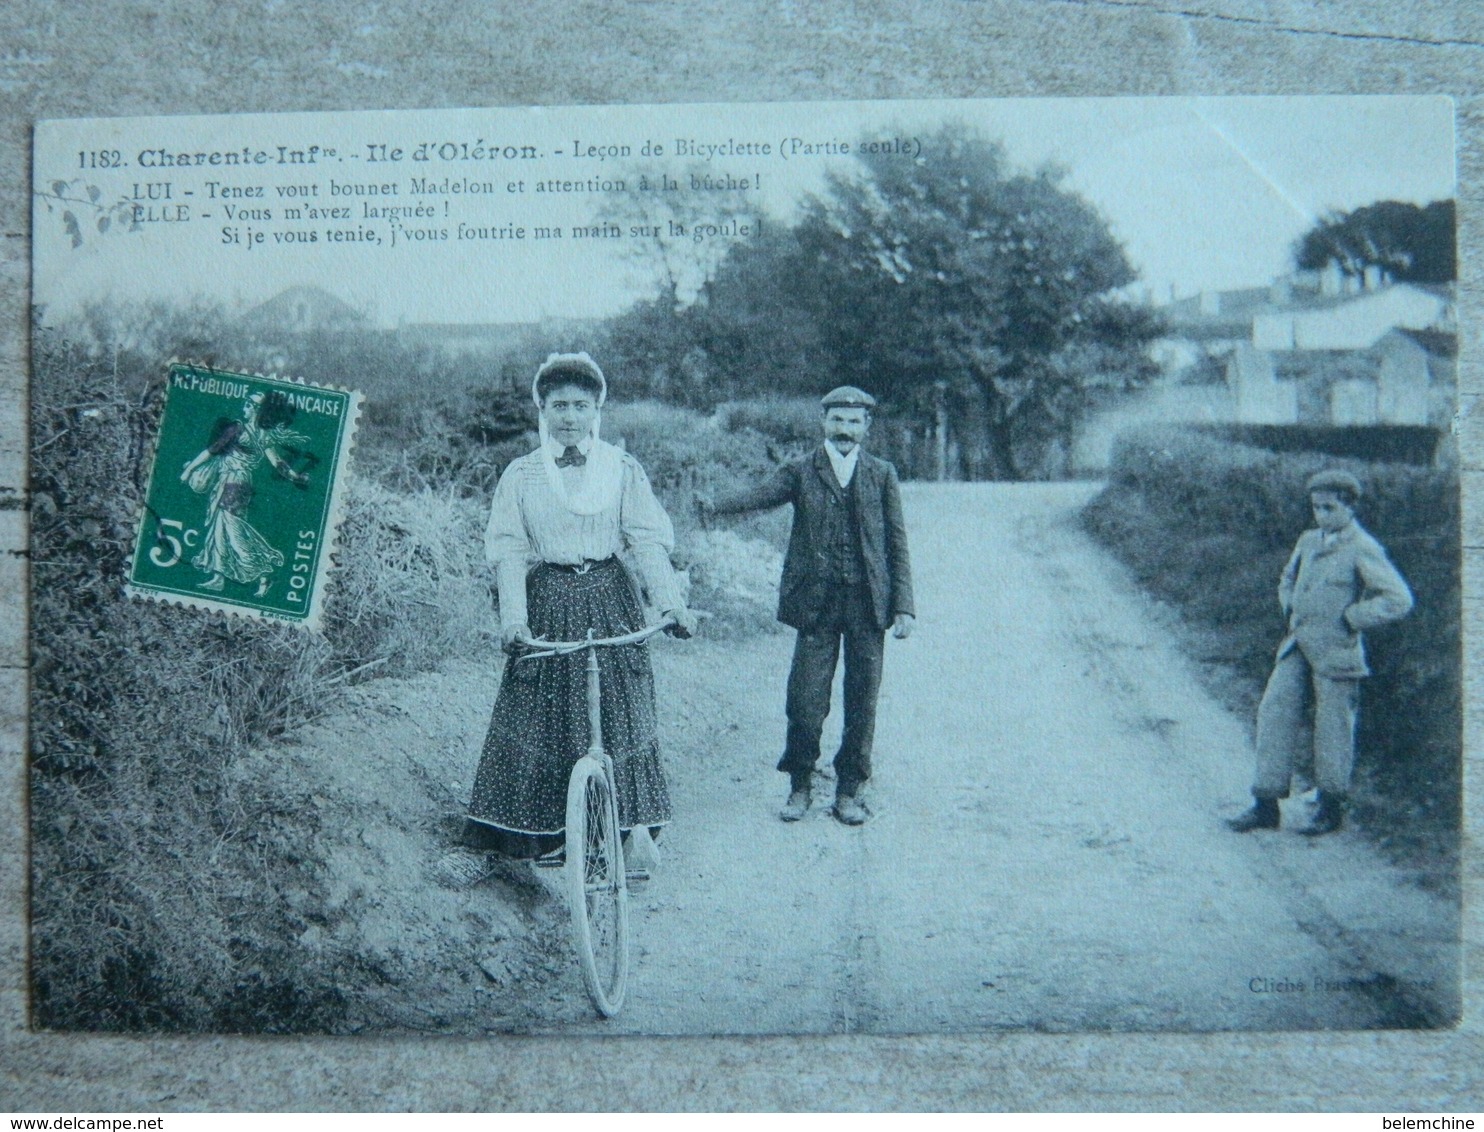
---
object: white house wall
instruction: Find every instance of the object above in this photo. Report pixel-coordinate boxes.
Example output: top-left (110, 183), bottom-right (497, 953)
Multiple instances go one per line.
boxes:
top-left (1289, 287), bottom-right (1447, 351)
top-left (1330, 378), bottom-right (1380, 425)
top-left (1252, 313), bottom-right (1295, 350)
top-left (1376, 334), bottom-right (1433, 425)
top-left (1229, 342), bottom-right (1298, 424)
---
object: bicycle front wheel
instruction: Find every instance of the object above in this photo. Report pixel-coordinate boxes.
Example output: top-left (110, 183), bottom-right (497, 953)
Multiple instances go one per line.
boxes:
top-left (565, 756), bottom-right (629, 1017)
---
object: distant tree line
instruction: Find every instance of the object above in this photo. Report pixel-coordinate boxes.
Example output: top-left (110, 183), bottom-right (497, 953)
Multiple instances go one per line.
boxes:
top-left (1294, 199), bottom-right (1456, 285)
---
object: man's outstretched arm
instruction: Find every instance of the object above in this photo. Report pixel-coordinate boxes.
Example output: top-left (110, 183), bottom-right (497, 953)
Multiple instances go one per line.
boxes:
top-left (697, 463), bottom-right (797, 520)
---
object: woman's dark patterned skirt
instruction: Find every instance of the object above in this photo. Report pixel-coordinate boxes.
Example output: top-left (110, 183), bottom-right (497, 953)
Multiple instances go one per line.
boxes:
top-left (466, 558), bottom-right (672, 858)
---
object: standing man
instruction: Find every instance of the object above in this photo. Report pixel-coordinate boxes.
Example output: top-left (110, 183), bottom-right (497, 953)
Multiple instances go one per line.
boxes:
top-left (699, 386), bottom-right (915, 825)
top-left (1227, 470), bottom-right (1413, 837)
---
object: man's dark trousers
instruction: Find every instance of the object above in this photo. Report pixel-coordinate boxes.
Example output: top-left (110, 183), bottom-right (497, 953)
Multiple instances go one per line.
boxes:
top-left (779, 582), bottom-right (884, 795)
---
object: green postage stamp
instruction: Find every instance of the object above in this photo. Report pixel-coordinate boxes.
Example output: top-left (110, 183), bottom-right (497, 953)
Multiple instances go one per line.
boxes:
top-left (126, 363), bottom-right (361, 630)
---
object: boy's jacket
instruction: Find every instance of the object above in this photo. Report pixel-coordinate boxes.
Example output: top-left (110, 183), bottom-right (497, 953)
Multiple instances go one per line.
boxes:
top-left (1277, 520), bottom-right (1413, 678)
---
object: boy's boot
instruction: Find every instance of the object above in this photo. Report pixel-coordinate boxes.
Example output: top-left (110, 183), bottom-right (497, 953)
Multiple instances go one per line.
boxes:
top-left (1300, 791), bottom-right (1345, 836)
top-left (1227, 797), bottom-right (1280, 832)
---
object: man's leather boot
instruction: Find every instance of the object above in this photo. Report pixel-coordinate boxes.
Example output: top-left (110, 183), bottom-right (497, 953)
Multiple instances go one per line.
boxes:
top-left (1300, 791), bottom-right (1345, 836)
top-left (834, 791), bottom-right (868, 826)
top-left (780, 776), bottom-right (811, 822)
top-left (1227, 797), bottom-right (1280, 832)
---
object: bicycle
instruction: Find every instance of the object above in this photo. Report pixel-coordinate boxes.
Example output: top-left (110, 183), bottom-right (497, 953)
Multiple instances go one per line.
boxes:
top-left (516, 617), bottom-right (677, 1018)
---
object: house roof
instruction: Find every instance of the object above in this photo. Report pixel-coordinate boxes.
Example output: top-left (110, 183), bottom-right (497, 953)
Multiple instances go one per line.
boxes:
top-left (1164, 280), bottom-right (1453, 343)
top-left (241, 286), bottom-right (366, 329)
top-left (1394, 326), bottom-right (1457, 357)
top-left (1164, 286), bottom-right (1276, 340)
top-left (1165, 286), bottom-right (1269, 321)
top-left (1266, 327), bottom-right (1453, 383)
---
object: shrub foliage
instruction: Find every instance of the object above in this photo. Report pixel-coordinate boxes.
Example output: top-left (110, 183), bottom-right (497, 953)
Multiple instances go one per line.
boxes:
top-left (28, 322), bottom-right (499, 1030)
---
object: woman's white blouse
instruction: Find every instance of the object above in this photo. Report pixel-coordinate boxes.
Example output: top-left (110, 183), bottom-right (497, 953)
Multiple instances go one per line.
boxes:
top-left (484, 449), bottom-right (682, 629)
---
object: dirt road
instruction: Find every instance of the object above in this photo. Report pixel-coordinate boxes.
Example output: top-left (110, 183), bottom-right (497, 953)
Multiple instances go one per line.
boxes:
top-left (280, 482), bottom-right (1457, 1034)
top-left (537, 482), bottom-right (1456, 1034)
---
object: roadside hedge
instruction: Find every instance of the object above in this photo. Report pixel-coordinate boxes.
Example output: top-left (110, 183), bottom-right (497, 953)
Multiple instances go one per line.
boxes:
top-left (28, 325), bottom-right (496, 1030)
top-left (1083, 424), bottom-right (1460, 866)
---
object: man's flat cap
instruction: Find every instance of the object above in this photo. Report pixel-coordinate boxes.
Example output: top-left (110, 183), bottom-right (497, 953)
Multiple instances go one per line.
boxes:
top-left (1307, 470), bottom-right (1363, 499)
top-left (821, 385), bottom-right (877, 410)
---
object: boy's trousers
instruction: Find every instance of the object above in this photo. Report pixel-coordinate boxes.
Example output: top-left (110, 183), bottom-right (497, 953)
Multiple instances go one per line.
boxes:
top-left (1253, 648), bottom-right (1360, 799)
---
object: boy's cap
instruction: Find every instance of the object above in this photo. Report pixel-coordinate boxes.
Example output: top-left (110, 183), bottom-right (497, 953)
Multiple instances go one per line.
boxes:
top-left (1307, 470), bottom-right (1363, 499)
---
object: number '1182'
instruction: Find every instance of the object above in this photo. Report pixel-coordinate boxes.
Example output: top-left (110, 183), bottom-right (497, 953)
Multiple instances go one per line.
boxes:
top-left (79, 150), bottom-right (125, 168)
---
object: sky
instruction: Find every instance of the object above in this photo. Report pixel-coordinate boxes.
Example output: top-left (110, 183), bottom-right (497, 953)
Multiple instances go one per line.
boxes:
top-left (32, 96), bottom-right (1455, 327)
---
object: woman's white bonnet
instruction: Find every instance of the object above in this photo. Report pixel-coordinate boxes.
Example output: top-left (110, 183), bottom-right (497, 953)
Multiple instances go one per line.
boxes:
top-left (532, 352), bottom-right (607, 408)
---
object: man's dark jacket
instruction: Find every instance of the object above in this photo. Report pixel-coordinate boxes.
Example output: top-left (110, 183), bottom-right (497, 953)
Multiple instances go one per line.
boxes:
top-left (714, 446), bottom-right (915, 632)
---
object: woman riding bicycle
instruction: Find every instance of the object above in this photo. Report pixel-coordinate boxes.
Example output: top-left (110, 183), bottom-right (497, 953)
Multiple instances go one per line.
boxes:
top-left (461, 353), bottom-right (697, 860)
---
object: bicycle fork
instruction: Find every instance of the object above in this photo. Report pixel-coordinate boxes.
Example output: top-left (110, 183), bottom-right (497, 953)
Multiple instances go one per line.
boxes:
top-left (585, 635), bottom-right (605, 766)
top-left (536, 638), bottom-right (650, 886)
top-left (585, 640), bottom-right (649, 887)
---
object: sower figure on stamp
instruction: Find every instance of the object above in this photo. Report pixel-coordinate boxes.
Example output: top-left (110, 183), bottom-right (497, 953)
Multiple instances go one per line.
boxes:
top-left (179, 391), bottom-right (310, 598)
top-left (1228, 470), bottom-right (1413, 837)
top-left (698, 386), bottom-right (914, 826)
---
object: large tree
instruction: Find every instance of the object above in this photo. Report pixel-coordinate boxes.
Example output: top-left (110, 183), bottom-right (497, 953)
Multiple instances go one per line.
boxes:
top-left (787, 125), bottom-right (1161, 479)
top-left (1294, 199), bottom-right (1456, 284)
top-left (600, 219), bottom-right (841, 408)
top-left (596, 162), bottom-right (764, 310)
top-left (594, 163), bottom-right (780, 404)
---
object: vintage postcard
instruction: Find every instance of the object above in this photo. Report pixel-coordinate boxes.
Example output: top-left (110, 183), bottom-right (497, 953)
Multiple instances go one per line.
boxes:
top-left (29, 97), bottom-right (1460, 1036)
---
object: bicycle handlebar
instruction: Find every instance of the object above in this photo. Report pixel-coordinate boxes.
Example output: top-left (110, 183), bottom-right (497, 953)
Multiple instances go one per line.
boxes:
top-left (515, 617), bottom-right (676, 661)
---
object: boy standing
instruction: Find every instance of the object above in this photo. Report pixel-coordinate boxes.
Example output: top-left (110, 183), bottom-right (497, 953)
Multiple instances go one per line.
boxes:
top-left (1228, 470), bottom-right (1413, 836)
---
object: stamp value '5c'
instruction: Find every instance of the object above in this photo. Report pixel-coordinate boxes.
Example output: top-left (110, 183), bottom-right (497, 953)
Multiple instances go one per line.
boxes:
top-left (126, 362), bottom-right (361, 630)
